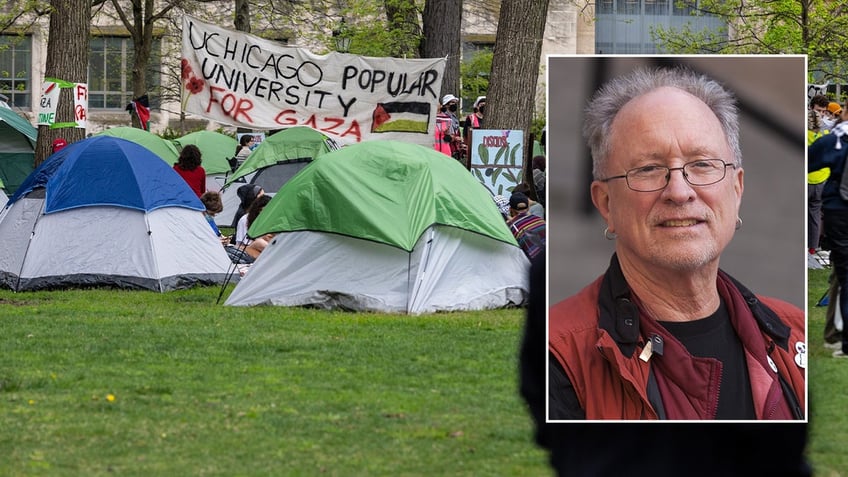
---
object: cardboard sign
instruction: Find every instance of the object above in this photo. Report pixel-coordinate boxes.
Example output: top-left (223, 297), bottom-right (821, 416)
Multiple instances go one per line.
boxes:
top-left (469, 129), bottom-right (525, 196)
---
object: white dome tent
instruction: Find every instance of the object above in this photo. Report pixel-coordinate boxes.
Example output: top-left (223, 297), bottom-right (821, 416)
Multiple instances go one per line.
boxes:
top-left (0, 136), bottom-right (232, 292)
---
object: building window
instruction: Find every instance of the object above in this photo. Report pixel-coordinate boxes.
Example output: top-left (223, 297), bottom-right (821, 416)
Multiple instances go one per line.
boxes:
top-left (673, 0), bottom-right (699, 15)
top-left (617, 0), bottom-right (641, 15)
top-left (0, 35), bottom-right (32, 109)
top-left (596, 0), bottom-right (725, 53)
top-left (89, 36), bottom-right (160, 110)
top-left (645, 0), bottom-right (669, 15)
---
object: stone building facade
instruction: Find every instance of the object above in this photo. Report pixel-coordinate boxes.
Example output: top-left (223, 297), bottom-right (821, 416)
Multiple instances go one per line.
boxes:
top-left (0, 0), bottom-right (592, 134)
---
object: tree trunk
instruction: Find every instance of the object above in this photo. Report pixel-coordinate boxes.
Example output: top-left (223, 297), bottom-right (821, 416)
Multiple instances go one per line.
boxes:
top-left (128, 0), bottom-right (152, 129)
top-left (421, 0), bottom-right (463, 101)
top-left (235, 0), bottom-right (251, 33)
top-left (111, 0), bottom-right (179, 130)
top-left (234, 0), bottom-right (251, 135)
top-left (486, 0), bottom-right (549, 182)
top-left (36, 0), bottom-right (90, 166)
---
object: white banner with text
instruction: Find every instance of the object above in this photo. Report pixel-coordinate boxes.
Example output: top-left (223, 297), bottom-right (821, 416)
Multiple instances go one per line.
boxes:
top-left (181, 16), bottom-right (445, 145)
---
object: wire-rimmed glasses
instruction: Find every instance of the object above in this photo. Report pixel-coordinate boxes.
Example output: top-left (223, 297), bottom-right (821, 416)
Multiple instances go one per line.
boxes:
top-left (599, 159), bottom-right (735, 192)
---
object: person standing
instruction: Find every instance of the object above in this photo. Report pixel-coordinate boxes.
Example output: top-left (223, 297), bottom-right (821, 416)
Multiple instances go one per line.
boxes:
top-left (439, 94), bottom-right (464, 161)
top-left (532, 155), bottom-right (546, 207)
top-left (173, 144), bottom-right (206, 198)
top-left (808, 108), bottom-right (829, 255)
top-left (464, 96), bottom-right (485, 147)
top-left (822, 102), bottom-right (842, 130)
top-left (434, 98), bottom-right (453, 156)
top-left (809, 104), bottom-right (848, 358)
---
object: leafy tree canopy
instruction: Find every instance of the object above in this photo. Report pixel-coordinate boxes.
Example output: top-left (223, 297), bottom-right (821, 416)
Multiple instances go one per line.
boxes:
top-left (651, 0), bottom-right (848, 83)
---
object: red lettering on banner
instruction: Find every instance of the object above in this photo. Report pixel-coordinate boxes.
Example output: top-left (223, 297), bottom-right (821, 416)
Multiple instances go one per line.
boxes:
top-left (483, 136), bottom-right (508, 148)
top-left (340, 121), bottom-right (361, 142)
top-left (274, 109), bottom-right (299, 126)
top-left (75, 84), bottom-right (87, 100)
top-left (320, 117), bottom-right (344, 135)
top-left (74, 105), bottom-right (86, 121)
top-left (205, 86), bottom-right (255, 123)
top-left (274, 110), bottom-right (362, 142)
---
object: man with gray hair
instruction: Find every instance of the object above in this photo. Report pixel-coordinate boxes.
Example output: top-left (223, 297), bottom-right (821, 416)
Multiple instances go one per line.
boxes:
top-left (548, 67), bottom-right (805, 420)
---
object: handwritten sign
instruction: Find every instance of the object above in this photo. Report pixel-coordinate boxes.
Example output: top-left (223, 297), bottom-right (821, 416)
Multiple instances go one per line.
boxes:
top-left (181, 16), bottom-right (445, 146)
top-left (469, 129), bottom-right (524, 196)
top-left (38, 78), bottom-right (88, 129)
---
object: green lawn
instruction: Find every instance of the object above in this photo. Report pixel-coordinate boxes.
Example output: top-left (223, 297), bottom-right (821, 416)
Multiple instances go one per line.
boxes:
top-left (0, 287), bottom-right (550, 476)
top-left (808, 267), bottom-right (848, 477)
top-left (2, 270), bottom-right (842, 476)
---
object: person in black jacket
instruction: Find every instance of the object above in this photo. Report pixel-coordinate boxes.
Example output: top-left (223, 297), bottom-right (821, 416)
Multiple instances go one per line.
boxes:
top-left (809, 113), bottom-right (848, 358)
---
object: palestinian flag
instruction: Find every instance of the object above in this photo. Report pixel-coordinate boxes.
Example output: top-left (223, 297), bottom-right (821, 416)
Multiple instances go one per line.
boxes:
top-left (127, 94), bottom-right (151, 131)
top-left (371, 102), bottom-right (431, 134)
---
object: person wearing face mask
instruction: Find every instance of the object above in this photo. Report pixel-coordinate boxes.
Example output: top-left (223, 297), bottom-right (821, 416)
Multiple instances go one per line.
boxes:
top-left (437, 94), bottom-right (465, 161)
top-left (808, 106), bottom-right (831, 257)
top-left (823, 102), bottom-right (842, 130)
top-left (434, 97), bottom-right (454, 156)
top-left (464, 96), bottom-right (486, 147)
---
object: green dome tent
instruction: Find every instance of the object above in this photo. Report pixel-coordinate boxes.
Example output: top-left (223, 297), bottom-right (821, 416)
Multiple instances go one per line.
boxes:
top-left (173, 130), bottom-right (238, 176)
top-left (224, 126), bottom-right (338, 188)
top-left (215, 126), bottom-right (337, 227)
top-left (226, 140), bottom-right (529, 314)
top-left (95, 127), bottom-right (179, 164)
top-left (0, 107), bottom-right (37, 194)
top-left (173, 130), bottom-right (239, 197)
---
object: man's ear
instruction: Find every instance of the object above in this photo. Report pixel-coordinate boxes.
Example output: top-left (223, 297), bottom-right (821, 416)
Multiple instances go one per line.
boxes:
top-left (733, 166), bottom-right (744, 210)
top-left (591, 180), bottom-right (614, 232)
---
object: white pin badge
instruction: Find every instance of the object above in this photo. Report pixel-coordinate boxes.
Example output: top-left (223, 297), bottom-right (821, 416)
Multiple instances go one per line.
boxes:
top-left (767, 355), bottom-right (778, 373)
top-left (794, 341), bottom-right (807, 369)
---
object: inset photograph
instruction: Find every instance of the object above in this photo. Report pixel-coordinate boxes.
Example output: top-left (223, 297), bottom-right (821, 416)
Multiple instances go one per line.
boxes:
top-left (547, 56), bottom-right (806, 421)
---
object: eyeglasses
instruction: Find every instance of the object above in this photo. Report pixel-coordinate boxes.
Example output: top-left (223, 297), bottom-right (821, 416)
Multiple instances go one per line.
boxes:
top-left (600, 159), bottom-right (735, 192)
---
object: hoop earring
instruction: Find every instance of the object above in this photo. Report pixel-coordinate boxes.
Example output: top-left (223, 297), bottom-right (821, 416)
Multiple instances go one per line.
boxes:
top-left (604, 227), bottom-right (617, 240)
top-left (735, 217), bottom-right (742, 230)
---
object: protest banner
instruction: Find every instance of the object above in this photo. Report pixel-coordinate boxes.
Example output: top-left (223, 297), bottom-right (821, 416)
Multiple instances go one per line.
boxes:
top-left (181, 16), bottom-right (445, 146)
top-left (38, 78), bottom-right (88, 129)
top-left (469, 129), bottom-right (524, 196)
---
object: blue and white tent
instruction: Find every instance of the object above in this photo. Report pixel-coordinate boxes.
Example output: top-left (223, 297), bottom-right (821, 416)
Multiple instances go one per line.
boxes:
top-left (0, 135), bottom-right (231, 291)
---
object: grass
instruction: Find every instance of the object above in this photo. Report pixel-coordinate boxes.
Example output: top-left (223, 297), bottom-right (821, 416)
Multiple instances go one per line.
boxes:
top-left (0, 287), bottom-right (550, 476)
top-left (6, 270), bottom-right (843, 475)
top-left (807, 267), bottom-right (848, 477)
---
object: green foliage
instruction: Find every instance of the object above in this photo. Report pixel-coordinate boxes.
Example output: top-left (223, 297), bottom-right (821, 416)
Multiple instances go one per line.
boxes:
top-left (807, 268), bottom-right (848, 474)
top-left (157, 126), bottom-right (188, 140)
top-left (460, 50), bottom-right (492, 108)
top-left (530, 116), bottom-right (546, 144)
top-left (322, 0), bottom-right (423, 57)
top-left (0, 286), bottom-right (548, 475)
top-left (652, 0), bottom-right (848, 82)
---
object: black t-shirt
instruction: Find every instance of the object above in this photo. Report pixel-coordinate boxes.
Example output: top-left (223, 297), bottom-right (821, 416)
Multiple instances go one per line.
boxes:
top-left (659, 300), bottom-right (757, 420)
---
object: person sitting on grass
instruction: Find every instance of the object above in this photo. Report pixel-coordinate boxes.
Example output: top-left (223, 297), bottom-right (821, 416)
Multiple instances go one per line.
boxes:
top-left (239, 194), bottom-right (274, 260)
top-left (200, 191), bottom-right (231, 247)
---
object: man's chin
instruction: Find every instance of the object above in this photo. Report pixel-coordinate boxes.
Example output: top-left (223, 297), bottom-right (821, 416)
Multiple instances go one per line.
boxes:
top-left (651, 246), bottom-right (719, 272)
top-left (623, 241), bottom-right (720, 273)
